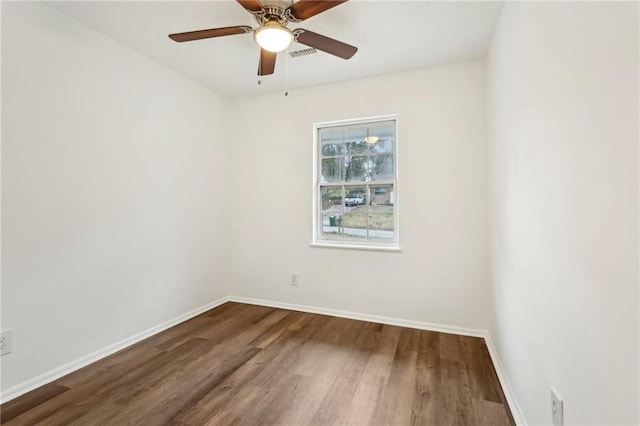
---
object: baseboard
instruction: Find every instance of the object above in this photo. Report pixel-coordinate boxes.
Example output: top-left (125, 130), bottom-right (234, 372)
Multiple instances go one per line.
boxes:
top-left (228, 295), bottom-right (486, 338)
top-left (0, 295), bottom-right (231, 404)
top-left (484, 333), bottom-right (527, 425)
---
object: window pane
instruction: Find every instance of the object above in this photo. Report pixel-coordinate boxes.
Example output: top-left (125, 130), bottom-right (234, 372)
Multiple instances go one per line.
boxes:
top-left (345, 127), bottom-right (367, 142)
top-left (345, 155), bottom-right (369, 181)
top-left (371, 154), bottom-right (394, 181)
top-left (320, 128), bottom-right (343, 144)
top-left (369, 123), bottom-right (394, 139)
top-left (321, 142), bottom-right (344, 157)
top-left (369, 195), bottom-right (395, 242)
top-left (370, 185), bottom-right (394, 205)
top-left (347, 140), bottom-right (369, 155)
top-left (370, 137), bottom-right (394, 154)
top-left (369, 215), bottom-right (395, 242)
top-left (321, 187), bottom-right (344, 240)
top-left (321, 157), bottom-right (343, 183)
top-left (342, 186), bottom-right (368, 242)
top-left (344, 187), bottom-right (367, 206)
top-left (368, 123), bottom-right (394, 153)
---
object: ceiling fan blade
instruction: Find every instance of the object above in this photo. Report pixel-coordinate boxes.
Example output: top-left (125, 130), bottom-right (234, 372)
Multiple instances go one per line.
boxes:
top-left (294, 29), bottom-right (357, 59)
top-left (236, 0), bottom-right (263, 13)
top-left (258, 49), bottom-right (277, 76)
top-left (287, 0), bottom-right (348, 21)
top-left (169, 26), bottom-right (252, 42)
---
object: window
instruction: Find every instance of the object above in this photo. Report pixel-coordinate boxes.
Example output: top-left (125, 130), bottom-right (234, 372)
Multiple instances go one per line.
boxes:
top-left (312, 115), bottom-right (399, 250)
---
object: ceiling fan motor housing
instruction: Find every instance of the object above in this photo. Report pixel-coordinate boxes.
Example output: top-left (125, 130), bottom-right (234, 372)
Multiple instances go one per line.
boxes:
top-left (253, 3), bottom-right (294, 26)
top-left (260, 0), bottom-right (294, 11)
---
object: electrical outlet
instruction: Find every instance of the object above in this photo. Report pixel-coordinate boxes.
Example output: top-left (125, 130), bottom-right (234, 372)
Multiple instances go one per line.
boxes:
top-left (290, 272), bottom-right (299, 287)
top-left (551, 387), bottom-right (563, 426)
top-left (1, 330), bottom-right (12, 356)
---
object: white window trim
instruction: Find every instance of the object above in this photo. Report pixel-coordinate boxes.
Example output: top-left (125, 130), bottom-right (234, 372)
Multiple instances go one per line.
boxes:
top-left (311, 114), bottom-right (400, 251)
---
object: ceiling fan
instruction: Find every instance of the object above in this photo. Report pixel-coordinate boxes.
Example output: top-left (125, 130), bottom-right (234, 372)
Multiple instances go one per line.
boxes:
top-left (168, 0), bottom-right (358, 76)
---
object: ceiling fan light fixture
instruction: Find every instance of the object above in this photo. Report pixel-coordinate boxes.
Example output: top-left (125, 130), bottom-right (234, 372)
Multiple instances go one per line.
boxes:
top-left (254, 22), bottom-right (293, 52)
top-left (365, 136), bottom-right (379, 144)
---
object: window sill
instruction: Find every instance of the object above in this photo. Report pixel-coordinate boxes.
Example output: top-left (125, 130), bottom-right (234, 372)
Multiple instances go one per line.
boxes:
top-left (310, 242), bottom-right (402, 252)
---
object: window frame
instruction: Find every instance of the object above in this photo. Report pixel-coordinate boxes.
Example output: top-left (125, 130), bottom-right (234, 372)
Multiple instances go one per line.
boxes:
top-left (311, 115), bottom-right (400, 251)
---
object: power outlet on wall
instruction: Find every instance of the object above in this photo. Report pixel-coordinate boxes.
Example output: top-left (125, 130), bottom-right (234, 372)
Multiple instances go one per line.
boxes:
top-left (1, 330), bottom-right (13, 356)
top-left (551, 387), bottom-right (564, 426)
top-left (290, 272), bottom-right (299, 287)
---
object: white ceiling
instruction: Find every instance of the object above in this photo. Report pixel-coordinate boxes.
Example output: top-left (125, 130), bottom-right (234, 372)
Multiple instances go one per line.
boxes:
top-left (49, 1), bottom-right (504, 98)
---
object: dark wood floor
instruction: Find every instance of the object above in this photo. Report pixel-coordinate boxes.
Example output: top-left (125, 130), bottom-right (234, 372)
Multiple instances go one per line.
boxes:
top-left (1, 302), bottom-right (514, 425)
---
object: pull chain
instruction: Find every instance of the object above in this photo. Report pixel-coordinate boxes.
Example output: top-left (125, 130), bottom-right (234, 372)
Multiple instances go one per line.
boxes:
top-left (284, 47), bottom-right (289, 96)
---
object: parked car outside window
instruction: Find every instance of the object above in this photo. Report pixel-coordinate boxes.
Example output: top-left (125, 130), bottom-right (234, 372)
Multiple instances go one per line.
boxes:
top-left (344, 194), bottom-right (366, 206)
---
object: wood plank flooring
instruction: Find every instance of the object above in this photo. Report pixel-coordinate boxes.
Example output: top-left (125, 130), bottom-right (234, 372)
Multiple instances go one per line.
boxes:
top-left (1, 302), bottom-right (515, 425)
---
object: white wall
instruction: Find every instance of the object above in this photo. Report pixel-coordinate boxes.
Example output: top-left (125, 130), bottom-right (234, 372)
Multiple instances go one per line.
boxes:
top-left (229, 62), bottom-right (491, 330)
top-left (486, 2), bottom-right (639, 424)
top-left (1, 2), bottom-right (231, 392)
